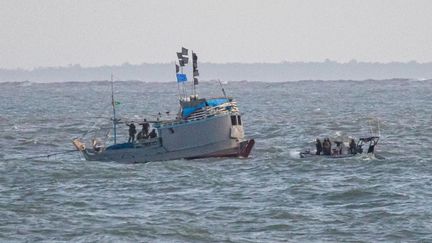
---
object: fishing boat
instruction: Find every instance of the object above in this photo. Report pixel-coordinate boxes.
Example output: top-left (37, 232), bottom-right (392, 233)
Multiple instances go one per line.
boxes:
top-left (72, 48), bottom-right (255, 163)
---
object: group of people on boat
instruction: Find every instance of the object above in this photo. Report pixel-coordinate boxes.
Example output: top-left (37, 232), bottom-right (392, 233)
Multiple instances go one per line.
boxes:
top-left (126, 119), bottom-right (157, 143)
top-left (315, 138), bottom-right (358, 156)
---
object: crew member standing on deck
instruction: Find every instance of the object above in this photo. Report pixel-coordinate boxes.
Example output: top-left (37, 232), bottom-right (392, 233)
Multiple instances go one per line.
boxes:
top-left (126, 123), bottom-right (136, 143)
top-left (141, 119), bottom-right (150, 137)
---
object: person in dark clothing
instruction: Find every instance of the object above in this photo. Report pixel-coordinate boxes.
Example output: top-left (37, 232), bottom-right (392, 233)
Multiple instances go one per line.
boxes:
top-left (334, 141), bottom-right (342, 155)
top-left (149, 129), bottom-right (157, 138)
top-left (315, 138), bottom-right (322, 155)
top-left (140, 119), bottom-right (150, 137)
top-left (323, 138), bottom-right (330, 155)
top-left (367, 144), bottom-right (375, 153)
top-left (367, 140), bottom-right (377, 153)
top-left (126, 123), bottom-right (137, 143)
top-left (349, 139), bottom-right (357, 154)
top-left (322, 138), bottom-right (330, 155)
top-left (367, 138), bottom-right (379, 154)
top-left (322, 139), bottom-right (327, 155)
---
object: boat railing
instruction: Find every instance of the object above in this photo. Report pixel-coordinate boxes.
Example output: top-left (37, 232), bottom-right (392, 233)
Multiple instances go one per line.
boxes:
top-left (186, 101), bottom-right (239, 120)
top-left (155, 101), bottom-right (239, 127)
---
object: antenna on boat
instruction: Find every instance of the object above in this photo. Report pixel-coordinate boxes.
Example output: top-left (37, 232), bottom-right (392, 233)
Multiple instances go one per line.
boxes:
top-left (377, 118), bottom-right (381, 137)
top-left (218, 79), bottom-right (227, 98)
top-left (111, 73), bottom-right (117, 144)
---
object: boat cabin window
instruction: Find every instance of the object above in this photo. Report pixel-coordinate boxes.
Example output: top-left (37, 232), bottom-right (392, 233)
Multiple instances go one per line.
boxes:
top-left (231, 115), bottom-right (237, 125)
top-left (231, 115), bottom-right (242, 126)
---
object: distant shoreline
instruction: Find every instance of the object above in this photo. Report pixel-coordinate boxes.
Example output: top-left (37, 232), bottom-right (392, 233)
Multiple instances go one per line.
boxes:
top-left (2, 61), bottom-right (432, 82)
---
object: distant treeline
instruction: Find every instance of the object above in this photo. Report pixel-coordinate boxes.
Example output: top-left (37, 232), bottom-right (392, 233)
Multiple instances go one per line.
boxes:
top-left (2, 60), bottom-right (432, 82)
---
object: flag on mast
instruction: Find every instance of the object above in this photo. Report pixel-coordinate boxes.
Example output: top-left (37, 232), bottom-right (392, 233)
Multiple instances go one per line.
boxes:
top-left (182, 47), bottom-right (188, 56)
top-left (192, 53), bottom-right (198, 68)
top-left (182, 56), bottom-right (189, 65)
top-left (176, 74), bottom-right (187, 82)
top-left (192, 52), bottom-right (199, 85)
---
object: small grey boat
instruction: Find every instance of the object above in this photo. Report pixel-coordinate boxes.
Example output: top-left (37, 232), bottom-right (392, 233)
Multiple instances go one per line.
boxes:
top-left (300, 136), bottom-right (380, 159)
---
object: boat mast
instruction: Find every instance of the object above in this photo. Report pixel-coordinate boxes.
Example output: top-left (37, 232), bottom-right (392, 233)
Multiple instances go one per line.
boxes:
top-left (181, 65), bottom-right (186, 99)
top-left (111, 73), bottom-right (117, 144)
top-left (192, 50), bottom-right (196, 98)
top-left (218, 79), bottom-right (227, 98)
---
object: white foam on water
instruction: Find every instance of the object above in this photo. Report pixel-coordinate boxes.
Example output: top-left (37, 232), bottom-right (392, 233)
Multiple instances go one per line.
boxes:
top-left (289, 149), bottom-right (300, 158)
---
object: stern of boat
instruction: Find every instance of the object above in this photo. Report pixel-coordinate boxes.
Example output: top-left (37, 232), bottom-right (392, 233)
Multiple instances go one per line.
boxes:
top-left (238, 139), bottom-right (255, 158)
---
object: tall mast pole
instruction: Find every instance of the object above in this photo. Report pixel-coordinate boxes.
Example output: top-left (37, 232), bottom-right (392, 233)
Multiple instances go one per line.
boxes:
top-left (111, 73), bottom-right (117, 144)
top-left (181, 65), bottom-right (186, 100)
top-left (176, 62), bottom-right (181, 100)
top-left (192, 50), bottom-right (196, 98)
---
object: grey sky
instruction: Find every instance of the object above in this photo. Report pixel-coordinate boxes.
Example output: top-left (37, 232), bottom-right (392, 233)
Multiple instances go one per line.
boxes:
top-left (1, 0), bottom-right (432, 69)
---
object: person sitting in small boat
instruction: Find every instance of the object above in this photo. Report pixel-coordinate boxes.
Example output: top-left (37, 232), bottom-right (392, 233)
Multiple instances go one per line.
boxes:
top-left (149, 129), bottom-right (157, 138)
top-left (126, 123), bottom-right (137, 143)
top-left (315, 138), bottom-right (322, 155)
top-left (322, 139), bottom-right (327, 155)
top-left (349, 139), bottom-right (357, 154)
top-left (327, 138), bottom-right (332, 155)
top-left (334, 141), bottom-right (343, 155)
top-left (323, 138), bottom-right (331, 155)
top-left (321, 138), bottom-right (326, 155)
top-left (332, 148), bottom-right (339, 156)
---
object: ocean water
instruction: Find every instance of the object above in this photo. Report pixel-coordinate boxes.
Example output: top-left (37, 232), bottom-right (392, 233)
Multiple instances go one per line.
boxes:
top-left (1, 80), bottom-right (432, 242)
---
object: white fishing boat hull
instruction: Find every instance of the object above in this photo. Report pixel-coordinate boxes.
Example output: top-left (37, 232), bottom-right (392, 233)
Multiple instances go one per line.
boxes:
top-left (73, 113), bottom-right (254, 163)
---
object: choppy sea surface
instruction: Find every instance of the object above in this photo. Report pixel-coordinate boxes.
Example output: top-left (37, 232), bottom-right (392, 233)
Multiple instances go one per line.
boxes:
top-left (1, 80), bottom-right (432, 242)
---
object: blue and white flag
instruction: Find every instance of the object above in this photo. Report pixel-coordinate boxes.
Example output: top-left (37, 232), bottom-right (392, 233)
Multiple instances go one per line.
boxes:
top-left (176, 73), bottom-right (187, 82)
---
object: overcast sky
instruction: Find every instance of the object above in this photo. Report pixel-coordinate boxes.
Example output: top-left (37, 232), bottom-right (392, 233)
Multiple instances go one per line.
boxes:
top-left (1, 0), bottom-right (432, 69)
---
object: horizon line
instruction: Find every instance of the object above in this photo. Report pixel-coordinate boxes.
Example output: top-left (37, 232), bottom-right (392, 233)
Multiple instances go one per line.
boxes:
top-left (1, 59), bottom-right (431, 71)
top-left (3, 78), bottom-right (431, 85)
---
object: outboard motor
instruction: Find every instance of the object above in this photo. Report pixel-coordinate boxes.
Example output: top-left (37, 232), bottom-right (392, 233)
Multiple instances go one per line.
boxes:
top-left (367, 144), bottom-right (375, 154)
top-left (357, 145), bottom-right (363, 154)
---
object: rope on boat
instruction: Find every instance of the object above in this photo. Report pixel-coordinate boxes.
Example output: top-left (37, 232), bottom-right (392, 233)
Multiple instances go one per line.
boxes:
top-left (21, 150), bottom-right (78, 160)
